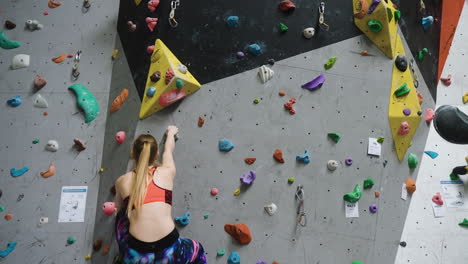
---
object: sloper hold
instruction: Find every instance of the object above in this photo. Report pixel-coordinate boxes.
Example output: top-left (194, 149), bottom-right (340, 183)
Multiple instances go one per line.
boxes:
top-left (388, 35), bottom-right (422, 160)
top-left (424, 151), bottom-right (439, 159)
top-left (219, 138), bottom-right (234, 152)
top-left (68, 84), bottom-right (100, 123)
top-left (10, 167), bottom-right (29, 177)
top-left (352, 0), bottom-right (398, 58)
top-left (408, 153), bottom-right (418, 169)
top-left (139, 39), bottom-right (201, 119)
top-left (433, 105), bottom-right (468, 144)
top-left (302, 73), bottom-right (325, 91)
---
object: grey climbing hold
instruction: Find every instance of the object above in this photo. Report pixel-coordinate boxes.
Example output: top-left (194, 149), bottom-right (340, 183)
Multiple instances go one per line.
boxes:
top-left (45, 140), bottom-right (59, 152)
top-left (34, 94), bottom-right (48, 108)
top-left (264, 203), bottom-right (277, 215)
top-left (327, 160), bottom-right (339, 171)
top-left (258, 65), bottom-right (274, 83)
top-left (11, 54), bottom-right (30, 69)
top-left (25, 20), bottom-right (43, 30)
top-left (303, 27), bottom-right (315, 39)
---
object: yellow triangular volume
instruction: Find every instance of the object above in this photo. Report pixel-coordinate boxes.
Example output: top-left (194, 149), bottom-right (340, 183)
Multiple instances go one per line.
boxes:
top-left (353, 0), bottom-right (398, 58)
top-left (388, 35), bottom-right (422, 161)
top-left (134, 0), bottom-right (142, 6)
top-left (139, 39), bottom-right (202, 120)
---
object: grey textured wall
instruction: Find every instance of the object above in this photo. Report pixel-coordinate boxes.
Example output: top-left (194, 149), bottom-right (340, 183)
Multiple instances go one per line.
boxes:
top-left (0, 0), bottom-right (118, 263)
top-left (94, 33), bottom-right (434, 263)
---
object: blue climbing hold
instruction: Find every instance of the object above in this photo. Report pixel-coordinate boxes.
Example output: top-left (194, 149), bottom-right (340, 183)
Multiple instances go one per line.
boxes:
top-left (0, 242), bottom-right (17, 258)
top-left (174, 211), bottom-right (190, 227)
top-left (226, 16), bottom-right (239, 28)
top-left (228, 252), bottom-right (241, 264)
top-left (248, 44), bottom-right (262, 56)
top-left (296, 150), bottom-right (310, 164)
top-left (6, 95), bottom-right (22, 107)
top-left (424, 151), bottom-right (439, 159)
top-left (146, 86), bottom-right (156, 97)
top-left (422, 16), bottom-right (434, 30)
top-left (10, 167), bottom-right (29, 177)
top-left (219, 138), bottom-right (234, 152)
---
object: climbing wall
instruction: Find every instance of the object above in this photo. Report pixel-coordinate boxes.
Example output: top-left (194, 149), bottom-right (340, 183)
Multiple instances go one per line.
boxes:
top-left (395, 2), bottom-right (468, 263)
top-left (0, 0), bottom-right (118, 263)
top-left (94, 32), bottom-right (434, 263)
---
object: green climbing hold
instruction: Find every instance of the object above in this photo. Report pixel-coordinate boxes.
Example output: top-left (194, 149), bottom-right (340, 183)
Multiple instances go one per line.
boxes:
top-left (68, 84), bottom-right (100, 123)
top-left (203, 213), bottom-right (210, 219)
top-left (253, 98), bottom-right (260, 104)
top-left (387, 8), bottom-right (393, 22)
top-left (418, 48), bottom-right (428, 61)
top-left (32, 139), bottom-right (40, 144)
top-left (279, 23), bottom-right (288, 33)
top-left (450, 172), bottom-right (460, 181)
top-left (328, 133), bottom-right (341, 143)
top-left (176, 79), bottom-right (184, 89)
top-left (367, 19), bottom-right (382, 33)
top-left (408, 153), bottom-right (418, 169)
top-left (343, 184), bottom-right (362, 203)
top-left (217, 249), bottom-right (226, 256)
top-left (0, 206), bottom-right (4, 212)
top-left (324, 57), bottom-right (337, 70)
top-left (394, 83), bottom-right (411, 97)
top-left (352, 261), bottom-right (363, 264)
top-left (363, 178), bottom-right (375, 189)
top-left (394, 10), bottom-right (401, 21)
top-left (0, 30), bottom-right (21, 49)
top-left (377, 137), bottom-right (384, 143)
top-left (67, 236), bottom-right (77, 245)
top-left (459, 218), bottom-right (468, 227)
top-left (288, 177), bottom-right (295, 184)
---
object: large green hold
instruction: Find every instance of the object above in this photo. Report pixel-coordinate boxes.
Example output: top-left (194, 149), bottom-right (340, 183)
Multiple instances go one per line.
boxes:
top-left (343, 184), bottom-right (362, 203)
top-left (328, 133), bottom-right (341, 143)
top-left (363, 178), bottom-right (374, 189)
top-left (394, 83), bottom-right (411, 97)
top-left (68, 84), bottom-right (100, 123)
top-left (352, 261), bottom-right (363, 264)
top-left (367, 19), bottom-right (382, 33)
top-left (408, 153), bottom-right (418, 169)
top-left (0, 30), bottom-right (21, 49)
top-left (459, 218), bottom-right (468, 227)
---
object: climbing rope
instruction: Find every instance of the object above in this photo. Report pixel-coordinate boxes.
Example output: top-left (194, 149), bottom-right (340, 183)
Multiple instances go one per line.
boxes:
top-left (169, 0), bottom-right (180, 28)
top-left (318, 2), bottom-right (329, 31)
top-left (295, 185), bottom-right (307, 227)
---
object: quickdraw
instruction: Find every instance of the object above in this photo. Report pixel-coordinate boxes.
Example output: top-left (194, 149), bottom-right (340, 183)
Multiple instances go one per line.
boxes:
top-left (83, 0), bottom-right (91, 10)
top-left (420, 0), bottom-right (426, 12)
top-left (409, 58), bottom-right (419, 88)
top-left (169, 0), bottom-right (180, 28)
top-left (295, 185), bottom-right (307, 227)
top-left (72, 50), bottom-right (81, 81)
top-left (318, 2), bottom-right (329, 31)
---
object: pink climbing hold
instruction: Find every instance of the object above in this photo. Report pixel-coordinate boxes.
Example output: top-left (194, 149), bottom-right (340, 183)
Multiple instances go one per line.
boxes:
top-left (147, 0), bottom-right (160, 12)
top-left (425, 108), bottom-right (435, 122)
top-left (440, 74), bottom-right (452, 86)
top-left (211, 188), bottom-right (219, 196)
top-left (147, 45), bottom-right (155, 54)
top-left (102, 202), bottom-right (115, 215)
top-left (432, 192), bottom-right (443, 205)
top-left (397, 121), bottom-right (410, 136)
top-left (146, 17), bottom-right (158, 32)
top-left (67, 53), bottom-right (74, 58)
top-left (115, 131), bottom-right (126, 144)
top-left (43, 11), bottom-right (49, 15)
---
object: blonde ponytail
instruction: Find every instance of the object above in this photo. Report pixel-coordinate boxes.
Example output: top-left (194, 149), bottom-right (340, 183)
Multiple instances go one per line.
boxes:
top-left (127, 142), bottom-right (151, 218)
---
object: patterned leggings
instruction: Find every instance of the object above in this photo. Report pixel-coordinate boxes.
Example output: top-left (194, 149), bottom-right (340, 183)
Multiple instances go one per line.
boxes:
top-left (115, 210), bottom-right (207, 264)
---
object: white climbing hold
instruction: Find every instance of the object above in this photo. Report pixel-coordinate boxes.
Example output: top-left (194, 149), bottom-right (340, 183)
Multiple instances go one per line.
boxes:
top-left (258, 65), bottom-right (274, 83)
top-left (25, 20), bottom-right (43, 30)
top-left (327, 160), bottom-right (339, 171)
top-left (34, 94), bottom-right (48, 108)
top-left (11, 54), bottom-right (30, 69)
top-left (264, 203), bottom-right (277, 216)
top-left (39, 217), bottom-right (49, 225)
top-left (177, 64), bottom-right (188, 74)
top-left (303, 27), bottom-right (315, 39)
top-left (45, 140), bottom-right (59, 152)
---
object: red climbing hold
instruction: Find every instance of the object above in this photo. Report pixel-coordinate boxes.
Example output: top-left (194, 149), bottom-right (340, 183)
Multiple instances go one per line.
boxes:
top-left (273, 149), bottom-right (285, 163)
top-left (198, 117), bottom-right (205, 127)
top-left (146, 17), bottom-right (158, 32)
top-left (224, 223), bottom-right (252, 245)
top-left (244, 158), bottom-right (256, 165)
top-left (278, 0), bottom-right (296, 13)
top-left (278, 91), bottom-right (286, 96)
top-left (147, 0), bottom-right (160, 12)
top-left (284, 97), bottom-right (296, 115)
top-left (158, 90), bottom-right (187, 108)
top-left (165, 68), bottom-right (175, 84)
top-left (440, 74), bottom-right (452, 86)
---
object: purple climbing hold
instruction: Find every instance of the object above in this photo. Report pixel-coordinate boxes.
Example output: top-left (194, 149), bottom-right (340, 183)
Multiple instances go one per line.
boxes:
top-left (256, 261), bottom-right (267, 264)
top-left (301, 73), bottom-right (326, 91)
top-left (240, 170), bottom-right (256, 185)
top-left (345, 158), bottom-right (353, 166)
top-left (403, 108), bottom-right (411, 116)
top-left (367, 0), bottom-right (381, 14)
top-left (236, 51), bottom-right (245, 58)
top-left (369, 204), bottom-right (378, 213)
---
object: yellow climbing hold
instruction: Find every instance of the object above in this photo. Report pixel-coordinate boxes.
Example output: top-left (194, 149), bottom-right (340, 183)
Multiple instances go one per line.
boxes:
top-left (99, 168), bottom-right (105, 172)
top-left (134, 0), bottom-right (142, 5)
top-left (462, 92), bottom-right (468, 104)
top-left (139, 39), bottom-right (202, 120)
top-left (233, 188), bottom-right (241, 196)
top-left (85, 254), bottom-right (91, 260)
top-left (111, 49), bottom-right (119, 60)
top-left (388, 35), bottom-right (422, 161)
top-left (352, 0), bottom-right (398, 58)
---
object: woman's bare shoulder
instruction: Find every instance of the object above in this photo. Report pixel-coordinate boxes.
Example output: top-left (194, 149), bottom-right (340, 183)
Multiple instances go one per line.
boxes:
top-left (115, 171), bottom-right (134, 186)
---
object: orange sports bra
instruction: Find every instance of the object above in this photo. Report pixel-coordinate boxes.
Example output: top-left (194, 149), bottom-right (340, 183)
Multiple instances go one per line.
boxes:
top-left (125, 167), bottom-right (173, 206)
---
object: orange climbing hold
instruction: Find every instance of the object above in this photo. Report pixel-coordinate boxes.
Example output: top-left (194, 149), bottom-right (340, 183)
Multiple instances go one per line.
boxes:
top-left (40, 162), bottom-right (56, 178)
top-left (93, 239), bottom-right (103, 251)
top-left (224, 223), bottom-right (252, 245)
top-left (416, 90), bottom-right (423, 105)
top-left (51, 53), bottom-right (67, 63)
top-left (110, 89), bottom-right (129, 113)
top-left (244, 158), bottom-right (256, 165)
top-left (353, 0), bottom-right (368, 18)
top-left (198, 117), bottom-right (205, 127)
top-left (48, 0), bottom-right (62, 8)
top-left (102, 244), bottom-right (110, 255)
top-left (165, 68), bottom-right (175, 84)
top-left (4, 213), bottom-right (13, 221)
top-left (374, 191), bottom-right (380, 198)
top-left (278, 91), bottom-right (286, 96)
top-left (406, 178), bottom-right (416, 194)
top-left (273, 149), bottom-right (285, 163)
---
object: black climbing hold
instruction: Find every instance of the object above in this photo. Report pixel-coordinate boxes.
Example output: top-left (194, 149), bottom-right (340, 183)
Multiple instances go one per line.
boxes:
top-left (399, 241), bottom-right (407, 247)
top-left (267, 59), bottom-right (275, 66)
top-left (395, 55), bottom-right (408, 72)
top-left (417, 111), bottom-right (422, 116)
top-left (0, 189), bottom-right (2, 199)
top-left (453, 166), bottom-right (467, 175)
top-left (434, 105), bottom-right (468, 144)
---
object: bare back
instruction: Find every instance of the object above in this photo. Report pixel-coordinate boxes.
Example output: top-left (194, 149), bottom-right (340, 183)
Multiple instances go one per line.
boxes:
top-left (116, 166), bottom-right (175, 242)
